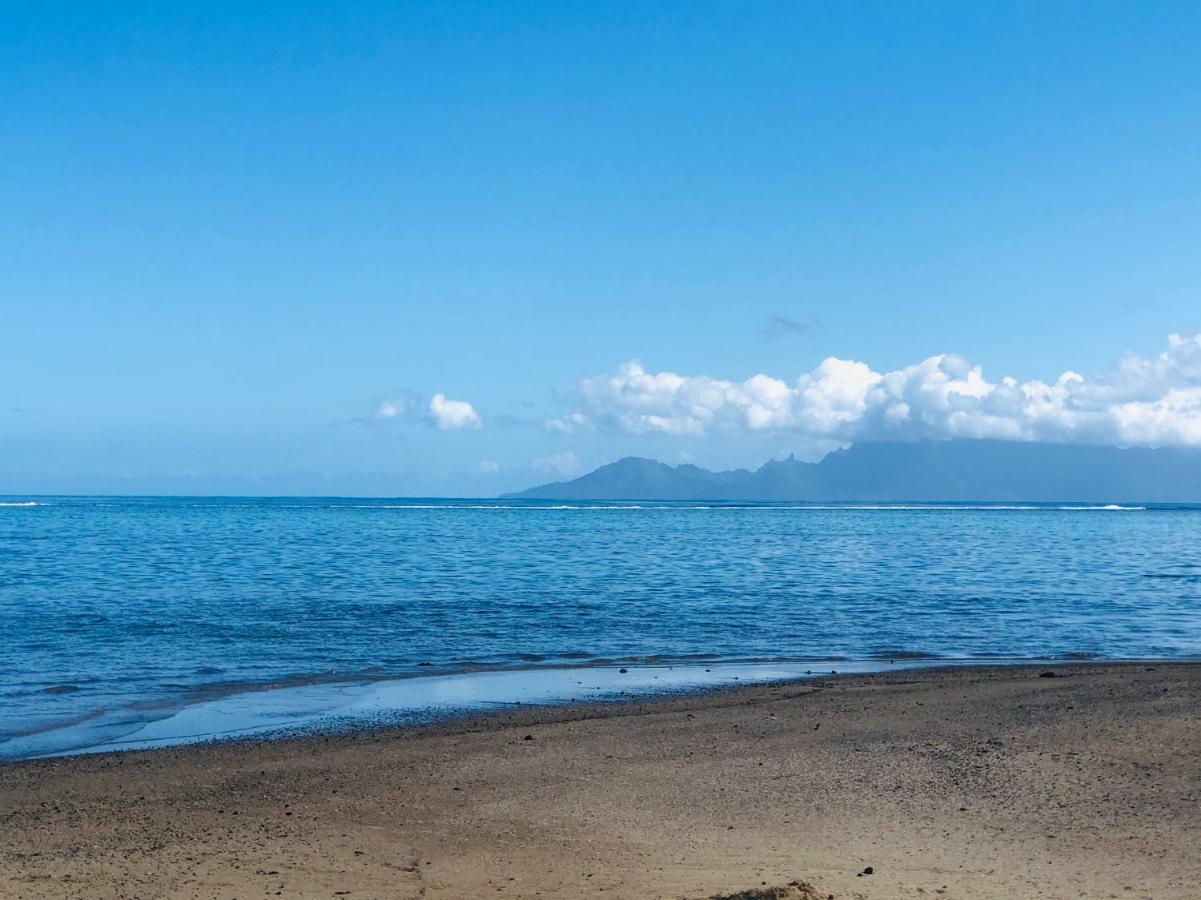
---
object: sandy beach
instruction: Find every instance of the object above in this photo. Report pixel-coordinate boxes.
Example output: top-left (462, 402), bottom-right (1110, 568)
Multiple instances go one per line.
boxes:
top-left (2, 663), bottom-right (1199, 899)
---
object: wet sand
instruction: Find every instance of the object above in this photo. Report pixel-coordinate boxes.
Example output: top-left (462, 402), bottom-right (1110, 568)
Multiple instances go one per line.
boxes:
top-left (2, 663), bottom-right (1199, 899)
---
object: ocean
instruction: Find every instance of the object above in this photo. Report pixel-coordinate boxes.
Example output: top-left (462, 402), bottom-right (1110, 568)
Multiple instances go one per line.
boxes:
top-left (3, 496), bottom-right (1199, 758)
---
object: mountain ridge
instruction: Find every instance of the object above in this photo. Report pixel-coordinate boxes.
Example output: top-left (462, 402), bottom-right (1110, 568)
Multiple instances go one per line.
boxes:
top-left (501, 440), bottom-right (1201, 502)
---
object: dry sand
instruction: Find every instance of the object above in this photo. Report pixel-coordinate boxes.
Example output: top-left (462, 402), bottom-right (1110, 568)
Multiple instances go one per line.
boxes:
top-left (2, 663), bottom-right (1199, 899)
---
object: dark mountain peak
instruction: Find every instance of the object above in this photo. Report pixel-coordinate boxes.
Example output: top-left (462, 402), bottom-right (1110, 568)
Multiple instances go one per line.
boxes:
top-left (756, 453), bottom-right (805, 472)
top-left (597, 456), bottom-right (669, 472)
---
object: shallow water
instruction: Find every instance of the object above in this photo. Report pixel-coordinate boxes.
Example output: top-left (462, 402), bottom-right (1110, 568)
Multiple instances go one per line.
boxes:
top-left (2, 497), bottom-right (1199, 758)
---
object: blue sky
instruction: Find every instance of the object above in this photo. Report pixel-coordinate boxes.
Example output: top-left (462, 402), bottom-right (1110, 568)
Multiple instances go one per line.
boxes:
top-left (4, 2), bottom-right (1201, 495)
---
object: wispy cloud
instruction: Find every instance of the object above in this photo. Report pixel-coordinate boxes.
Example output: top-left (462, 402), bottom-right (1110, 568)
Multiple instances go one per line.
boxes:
top-left (532, 450), bottom-right (581, 477)
top-left (493, 413), bottom-right (542, 429)
top-left (373, 399), bottom-right (413, 421)
top-left (545, 411), bottom-right (591, 435)
top-left (761, 314), bottom-right (821, 339)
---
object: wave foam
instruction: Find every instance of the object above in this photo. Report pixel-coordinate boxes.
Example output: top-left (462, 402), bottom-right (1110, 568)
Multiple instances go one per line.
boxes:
top-left (1057, 504), bottom-right (1145, 511)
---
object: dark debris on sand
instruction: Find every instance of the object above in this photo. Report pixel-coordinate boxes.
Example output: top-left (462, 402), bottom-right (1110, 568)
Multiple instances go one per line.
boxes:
top-left (709, 880), bottom-right (831, 900)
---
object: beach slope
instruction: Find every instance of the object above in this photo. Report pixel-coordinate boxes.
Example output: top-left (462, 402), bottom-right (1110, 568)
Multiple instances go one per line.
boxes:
top-left (2, 664), bottom-right (1198, 898)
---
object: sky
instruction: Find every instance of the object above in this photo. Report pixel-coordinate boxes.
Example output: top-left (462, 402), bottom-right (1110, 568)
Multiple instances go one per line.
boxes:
top-left (3, 1), bottom-right (1201, 495)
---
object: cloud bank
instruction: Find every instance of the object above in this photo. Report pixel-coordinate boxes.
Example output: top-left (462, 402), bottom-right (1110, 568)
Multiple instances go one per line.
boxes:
top-left (548, 333), bottom-right (1201, 448)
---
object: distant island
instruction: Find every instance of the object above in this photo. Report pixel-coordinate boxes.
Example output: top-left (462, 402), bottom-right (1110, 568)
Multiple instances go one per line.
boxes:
top-left (503, 440), bottom-right (1201, 502)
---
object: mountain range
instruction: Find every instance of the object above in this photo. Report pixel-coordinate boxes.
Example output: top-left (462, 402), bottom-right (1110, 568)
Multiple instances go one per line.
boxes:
top-left (503, 440), bottom-right (1201, 502)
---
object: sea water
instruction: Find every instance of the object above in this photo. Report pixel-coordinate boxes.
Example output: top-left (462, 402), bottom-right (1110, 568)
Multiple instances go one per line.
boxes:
top-left (2, 497), bottom-right (1199, 757)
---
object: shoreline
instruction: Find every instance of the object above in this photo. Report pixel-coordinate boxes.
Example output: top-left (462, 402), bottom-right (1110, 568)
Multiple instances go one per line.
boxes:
top-left (7, 655), bottom-right (1197, 762)
top-left (3, 662), bottom-right (1199, 897)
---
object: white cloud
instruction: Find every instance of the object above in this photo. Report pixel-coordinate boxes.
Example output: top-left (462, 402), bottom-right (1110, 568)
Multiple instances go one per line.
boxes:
top-left (373, 398), bottom-right (413, 421)
top-left (427, 394), bottom-right (482, 430)
top-left (370, 392), bottom-right (483, 430)
top-left (475, 460), bottom-right (501, 474)
top-left (532, 450), bottom-right (581, 477)
top-left (556, 334), bottom-right (1201, 448)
